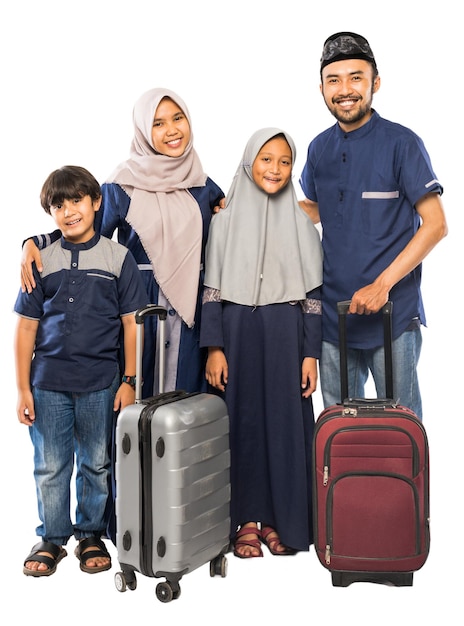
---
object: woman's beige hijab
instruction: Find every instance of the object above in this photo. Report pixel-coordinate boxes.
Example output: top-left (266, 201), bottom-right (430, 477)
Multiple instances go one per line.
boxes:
top-left (107, 88), bottom-right (207, 327)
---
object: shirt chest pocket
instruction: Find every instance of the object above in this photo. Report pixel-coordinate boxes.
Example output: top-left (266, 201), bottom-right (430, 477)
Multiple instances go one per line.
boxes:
top-left (360, 190), bottom-right (400, 234)
top-left (81, 272), bottom-right (118, 313)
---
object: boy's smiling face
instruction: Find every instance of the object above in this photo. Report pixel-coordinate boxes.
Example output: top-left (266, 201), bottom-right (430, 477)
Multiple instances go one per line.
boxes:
top-left (50, 194), bottom-right (100, 243)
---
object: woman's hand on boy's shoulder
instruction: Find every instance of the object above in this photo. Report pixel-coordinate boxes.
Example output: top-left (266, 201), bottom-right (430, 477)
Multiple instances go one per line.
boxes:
top-left (21, 239), bottom-right (43, 293)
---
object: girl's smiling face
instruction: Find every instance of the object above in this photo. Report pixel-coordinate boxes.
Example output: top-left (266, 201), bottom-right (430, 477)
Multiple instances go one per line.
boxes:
top-left (251, 136), bottom-right (293, 195)
top-left (151, 97), bottom-right (191, 157)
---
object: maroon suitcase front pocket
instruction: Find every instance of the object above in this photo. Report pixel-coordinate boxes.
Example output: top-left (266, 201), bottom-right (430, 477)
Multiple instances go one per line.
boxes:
top-left (325, 473), bottom-right (420, 565)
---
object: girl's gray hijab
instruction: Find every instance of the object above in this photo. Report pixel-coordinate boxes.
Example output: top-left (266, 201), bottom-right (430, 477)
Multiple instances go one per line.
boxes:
top-left (204, 127), bottom-right (322, 306)
top-left (107, 88), bottom-right (207, 328)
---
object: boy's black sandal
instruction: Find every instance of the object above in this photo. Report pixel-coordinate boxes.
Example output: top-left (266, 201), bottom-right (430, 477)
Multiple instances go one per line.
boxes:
top-left (74, 536), bottom-right (112, 574)
top-left (23, 540), bottom-right (67, 577)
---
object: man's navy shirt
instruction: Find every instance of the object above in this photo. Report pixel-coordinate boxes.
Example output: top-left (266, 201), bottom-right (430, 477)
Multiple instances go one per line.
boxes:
top-left (300, 111), bottom-right (443, 348)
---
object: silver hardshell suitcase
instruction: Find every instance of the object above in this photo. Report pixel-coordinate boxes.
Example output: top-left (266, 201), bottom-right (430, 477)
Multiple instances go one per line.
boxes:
top-left (114, 305), bottom-right (231, 602)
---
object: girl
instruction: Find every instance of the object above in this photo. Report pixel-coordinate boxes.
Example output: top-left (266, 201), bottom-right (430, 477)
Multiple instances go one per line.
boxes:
top-left (200, 128), bottom-right (323, 557)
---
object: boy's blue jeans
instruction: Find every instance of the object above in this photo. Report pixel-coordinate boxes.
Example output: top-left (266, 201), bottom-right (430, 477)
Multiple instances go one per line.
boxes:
top-left (30, 372), bottom-right (119, 546)
top-left (320, 327), bottom-right (423, 420)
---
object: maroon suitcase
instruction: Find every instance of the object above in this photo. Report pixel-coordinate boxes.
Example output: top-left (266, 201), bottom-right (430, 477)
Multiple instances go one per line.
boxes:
top-left (312, 301), bottom-right (430, 587)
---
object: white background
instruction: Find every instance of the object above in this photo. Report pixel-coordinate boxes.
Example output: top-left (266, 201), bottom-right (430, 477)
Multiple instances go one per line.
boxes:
top-left (1, 1), bottom-right (461, 623)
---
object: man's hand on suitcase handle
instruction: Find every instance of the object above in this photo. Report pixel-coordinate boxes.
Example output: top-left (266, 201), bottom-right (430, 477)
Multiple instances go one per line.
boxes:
top-left (345, 281), bottom-right (390, 315)
top-left (338, 299), bottom-right (393, 317)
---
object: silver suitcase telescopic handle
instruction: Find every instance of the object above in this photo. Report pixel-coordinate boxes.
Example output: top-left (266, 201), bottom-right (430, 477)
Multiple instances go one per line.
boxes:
top-left (134, 305), bottom-right (168, 402)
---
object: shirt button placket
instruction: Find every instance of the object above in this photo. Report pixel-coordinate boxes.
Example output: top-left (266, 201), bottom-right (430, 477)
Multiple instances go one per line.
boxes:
top-left (66, 250), bottom-right (79, 334)
top-left (336, 141), bottom-right (348, 227)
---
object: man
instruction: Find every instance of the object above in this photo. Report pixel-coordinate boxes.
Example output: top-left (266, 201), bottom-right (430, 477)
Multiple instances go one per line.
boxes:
top-left (299, 32), bottom-right (447, 419)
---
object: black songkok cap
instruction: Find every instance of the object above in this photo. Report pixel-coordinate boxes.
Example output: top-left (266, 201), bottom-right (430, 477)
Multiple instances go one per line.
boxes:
top-left (320, 32), bottom-right (377, 72)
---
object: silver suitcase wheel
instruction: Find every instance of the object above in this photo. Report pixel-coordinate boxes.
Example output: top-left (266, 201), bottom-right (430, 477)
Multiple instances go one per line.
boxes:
top-left (156, 580), bottom-right (181, 603)
top-left (210, 554), bottom-right (228, 578)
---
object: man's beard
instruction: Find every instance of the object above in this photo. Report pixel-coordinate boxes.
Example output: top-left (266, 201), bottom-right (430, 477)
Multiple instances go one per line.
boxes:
top-left (325, 86), bottom-right (374, 127)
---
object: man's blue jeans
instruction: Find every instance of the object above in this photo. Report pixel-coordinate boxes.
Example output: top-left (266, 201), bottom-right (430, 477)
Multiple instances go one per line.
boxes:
top-left (30, 372), bottom-right (119, 545)
top-left (320, 327), bottom-right (423, 419)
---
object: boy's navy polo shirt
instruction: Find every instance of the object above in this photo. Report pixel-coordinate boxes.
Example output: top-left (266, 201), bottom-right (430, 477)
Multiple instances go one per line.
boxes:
top-left (14, 232), bottom-right (147, 393)
top-left (300, 110), bottom-right (443, 349)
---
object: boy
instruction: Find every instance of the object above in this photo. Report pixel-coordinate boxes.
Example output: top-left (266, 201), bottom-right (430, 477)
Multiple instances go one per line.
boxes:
top-left (14, 166), bottom-right (147, 577)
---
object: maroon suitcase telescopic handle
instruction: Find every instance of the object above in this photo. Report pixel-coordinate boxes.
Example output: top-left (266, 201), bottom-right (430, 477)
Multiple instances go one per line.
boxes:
top-left (337, 300), bottom-right (394, 403)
